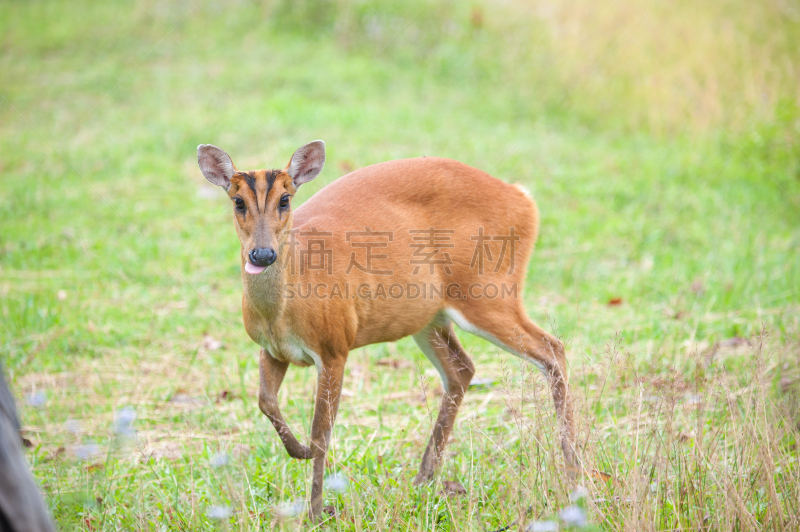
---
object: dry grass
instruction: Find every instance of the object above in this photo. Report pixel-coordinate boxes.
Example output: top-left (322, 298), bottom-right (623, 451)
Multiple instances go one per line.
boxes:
top-left (510, 0), bottom-right (800, 134)
top-left (15, 323), bottom-right (800, 530)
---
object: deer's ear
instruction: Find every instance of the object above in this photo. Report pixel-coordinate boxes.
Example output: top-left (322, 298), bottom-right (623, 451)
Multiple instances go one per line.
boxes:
top-left (197, 144), bottom-right (236, 189)
top-left (287, 140), bottom-right (325, 187)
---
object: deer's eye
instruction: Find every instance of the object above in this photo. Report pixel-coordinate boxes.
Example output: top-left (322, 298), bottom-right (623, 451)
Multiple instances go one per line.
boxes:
top-left (234, 197), bottom-right (245, 211)
top-left (279, 195), bottom-right (290, 209)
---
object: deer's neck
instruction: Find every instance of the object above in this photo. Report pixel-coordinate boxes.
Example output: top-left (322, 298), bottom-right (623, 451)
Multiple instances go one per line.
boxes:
top-left (241, 252), bottom-right (290, 322)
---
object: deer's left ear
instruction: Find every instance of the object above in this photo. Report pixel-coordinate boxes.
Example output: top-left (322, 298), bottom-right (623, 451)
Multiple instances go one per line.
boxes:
top-left (198, 144), bottom-right (236, 189)
top-left (287, 140), bottom-right (325, 187)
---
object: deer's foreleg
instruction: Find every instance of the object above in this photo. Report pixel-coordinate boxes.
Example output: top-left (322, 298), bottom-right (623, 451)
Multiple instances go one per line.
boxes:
top-left (308, 354), bottom-right (347, 521)
top-left (258, 349), bottom-right (312, 460)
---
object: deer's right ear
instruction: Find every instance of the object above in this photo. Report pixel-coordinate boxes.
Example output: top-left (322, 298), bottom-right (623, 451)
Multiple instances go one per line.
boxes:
top-left (197, 144), bottom-right (236, 189)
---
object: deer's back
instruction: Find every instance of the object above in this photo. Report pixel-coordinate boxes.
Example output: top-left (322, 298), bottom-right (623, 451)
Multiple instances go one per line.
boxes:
top-left (296, 157), bottom-right (538, 244)
top-left (291, 157), bottom-right (540, 348)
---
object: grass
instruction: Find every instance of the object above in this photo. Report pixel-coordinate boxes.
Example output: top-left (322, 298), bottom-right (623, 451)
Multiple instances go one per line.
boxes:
top-left (1, 0), bottom-right (799, 529)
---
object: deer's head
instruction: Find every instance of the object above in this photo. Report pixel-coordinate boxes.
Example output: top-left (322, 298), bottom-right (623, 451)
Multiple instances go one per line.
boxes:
top-left (197, 141), bottom-right (325, 275)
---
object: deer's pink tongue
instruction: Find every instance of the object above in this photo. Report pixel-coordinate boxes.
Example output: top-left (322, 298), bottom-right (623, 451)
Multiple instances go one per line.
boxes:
top-left (245, 261), bottom-right (267, 275)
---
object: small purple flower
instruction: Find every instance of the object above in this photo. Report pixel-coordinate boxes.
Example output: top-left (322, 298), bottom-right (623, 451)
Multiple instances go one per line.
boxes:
top-left (64, 419), bottom-right (81, 434)
top-left (207, 505), bottom-right (231, 520)
top-left (73, 444), bottom-right (101, 461)
top-left (210, 452), bottom-right (229, 467)
top-left (26, 391), bottom-right (47, 408)
top-left (325, 472), bottom-right (349, 493)
top-left (276, 501), bottom-right (304, 519)
top-left (559, 505), bottom-right (587, 527)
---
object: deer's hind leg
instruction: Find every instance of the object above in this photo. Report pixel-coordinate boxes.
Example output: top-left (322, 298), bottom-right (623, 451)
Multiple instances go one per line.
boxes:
top-left (412, 319), bottom-right (475, 485)
top-left (446, 303), bottom-right (577, 471)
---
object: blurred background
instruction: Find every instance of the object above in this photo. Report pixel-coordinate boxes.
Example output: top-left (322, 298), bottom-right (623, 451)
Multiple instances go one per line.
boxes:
top-left (2, 0), bottom-right (798, 359)
top-left (1, 0), bottom-right (799, 529)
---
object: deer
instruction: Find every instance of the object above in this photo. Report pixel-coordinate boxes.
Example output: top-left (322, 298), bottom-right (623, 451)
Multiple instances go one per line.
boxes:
top-left (197, 140), bottom-right (576, 521)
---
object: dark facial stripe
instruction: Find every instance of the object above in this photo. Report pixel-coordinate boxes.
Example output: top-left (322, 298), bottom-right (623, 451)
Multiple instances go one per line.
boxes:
top-left (264, 170), bottom-right (278, 212)
top-left (242, 173), bottom-right (257, 195)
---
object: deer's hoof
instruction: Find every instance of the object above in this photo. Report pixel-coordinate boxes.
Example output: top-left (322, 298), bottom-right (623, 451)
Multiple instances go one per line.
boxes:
top-left (306, 500), bottom-right (326, 523)
top-left (413, 470), bottom-right (435, 486)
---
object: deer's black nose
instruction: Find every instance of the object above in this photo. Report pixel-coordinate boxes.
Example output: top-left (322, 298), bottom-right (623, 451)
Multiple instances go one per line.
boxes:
top-left (249, 248), bottom-right (277, 267)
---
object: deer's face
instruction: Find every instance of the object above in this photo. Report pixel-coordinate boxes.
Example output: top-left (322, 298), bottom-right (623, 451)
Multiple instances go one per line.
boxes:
top-left (227, 169), bottom-right (295, 274)
top-left (197, 141), bottom-right (325, 276)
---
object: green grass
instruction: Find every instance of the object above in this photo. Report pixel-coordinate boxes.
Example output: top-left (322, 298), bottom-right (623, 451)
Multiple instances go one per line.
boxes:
top-left (1, 0), bottom-right (800, 530)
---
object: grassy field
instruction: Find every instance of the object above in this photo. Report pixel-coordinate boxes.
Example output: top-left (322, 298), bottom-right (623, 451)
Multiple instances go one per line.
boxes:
top-left (2, 0), bottom-right (800, 530)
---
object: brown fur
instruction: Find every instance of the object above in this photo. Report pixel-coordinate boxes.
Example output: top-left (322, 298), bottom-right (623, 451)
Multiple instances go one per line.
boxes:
top-left (198, 144), bottom-right (576, 521)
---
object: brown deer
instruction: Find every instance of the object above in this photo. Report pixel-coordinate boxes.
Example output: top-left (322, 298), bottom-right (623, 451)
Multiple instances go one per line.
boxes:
top-left (197, 141), bottom-right (576, 520)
